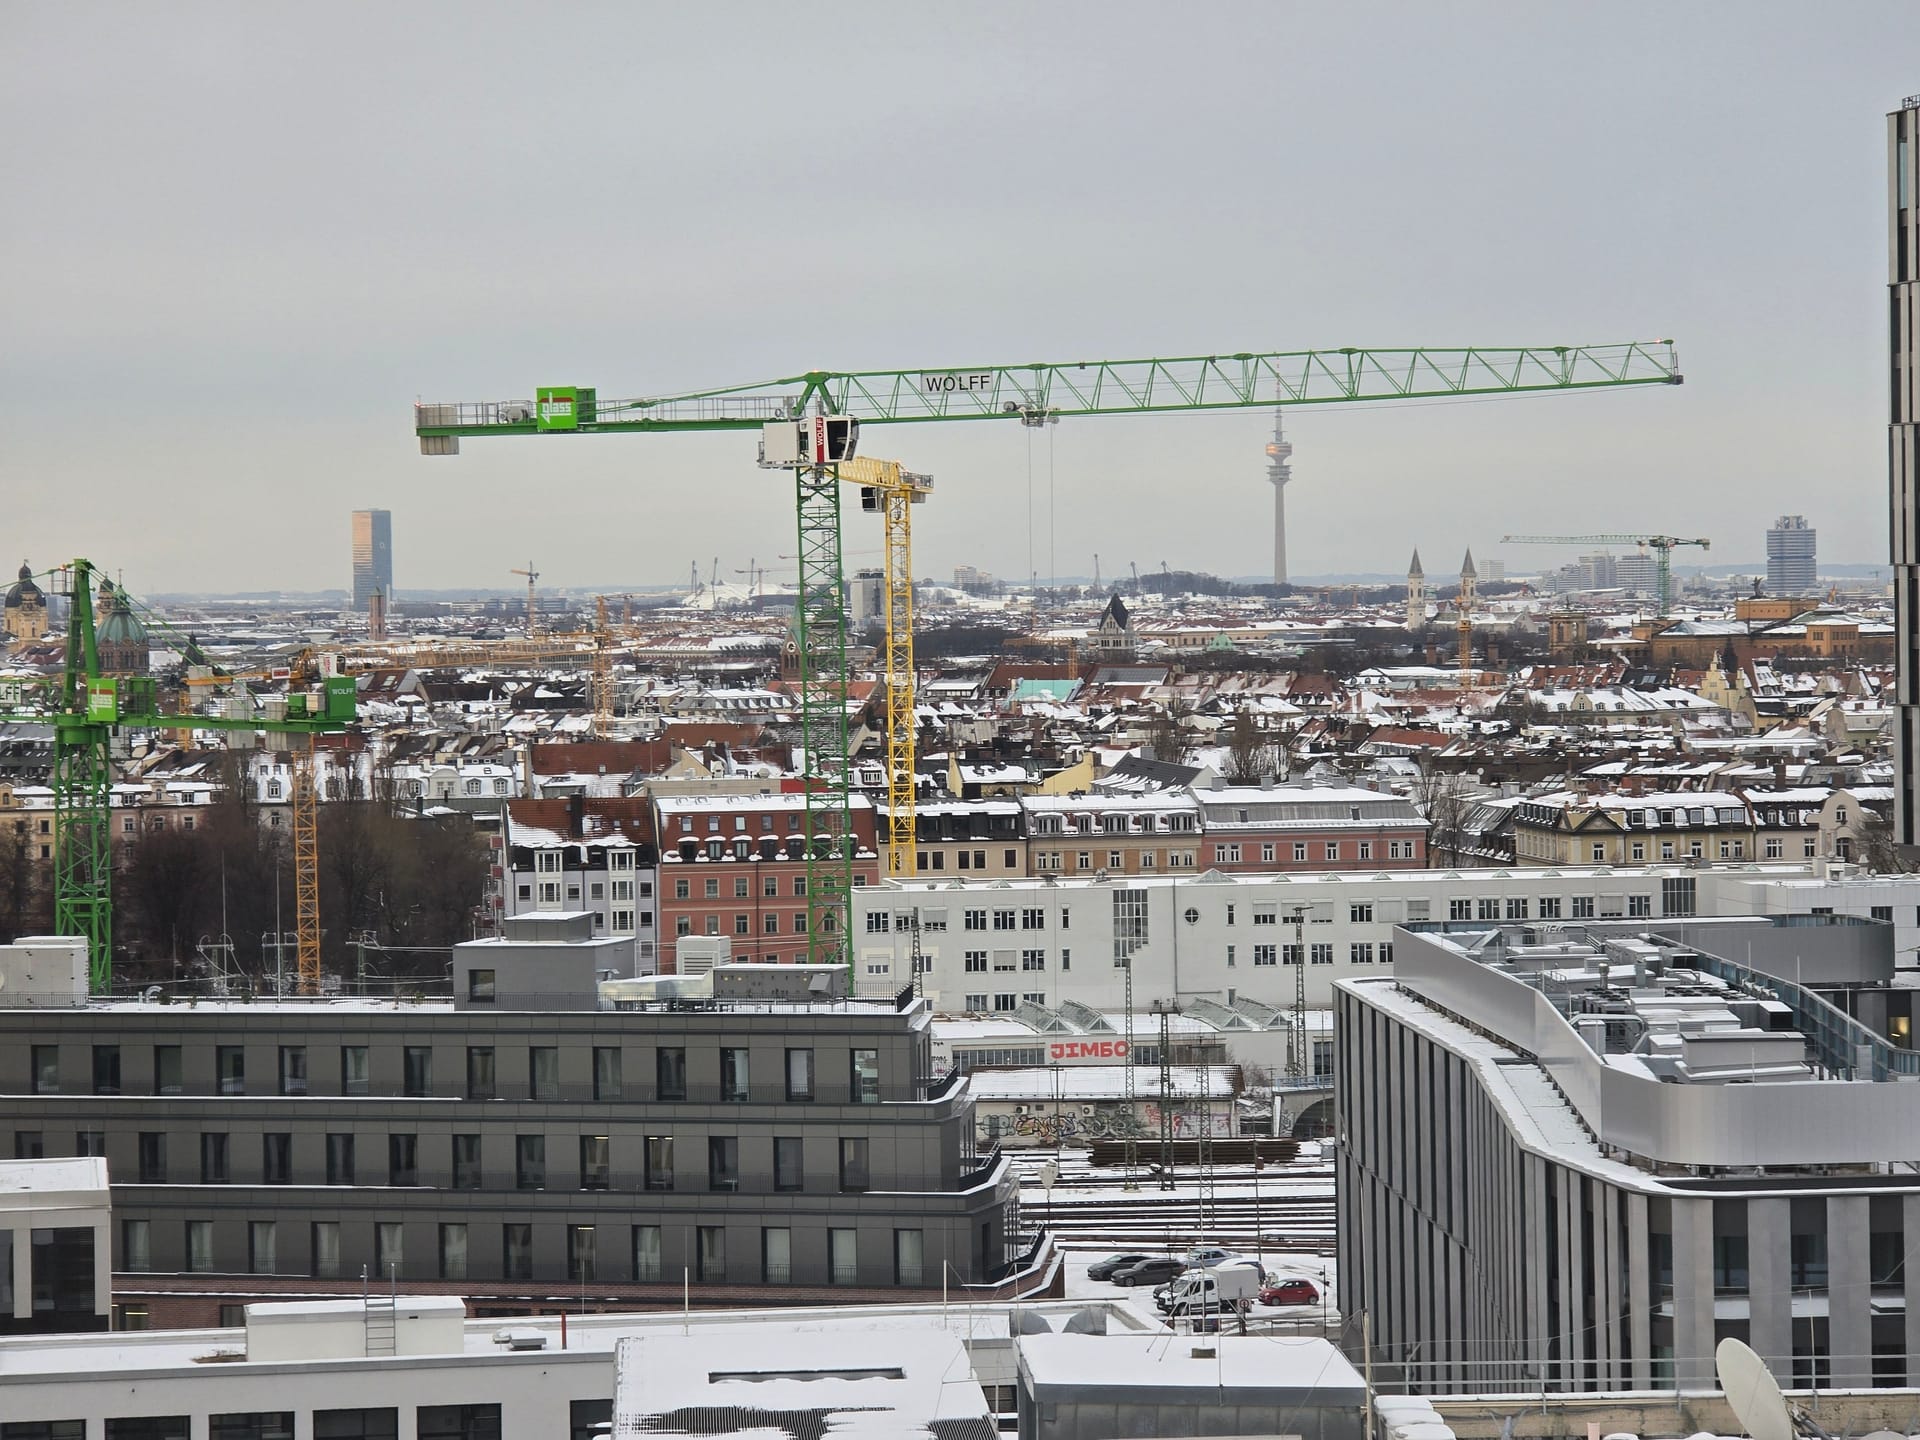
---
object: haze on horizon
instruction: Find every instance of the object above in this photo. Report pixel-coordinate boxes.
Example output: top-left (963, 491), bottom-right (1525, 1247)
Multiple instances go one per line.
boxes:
top-left (0, 2), bottom-right (1910, 598)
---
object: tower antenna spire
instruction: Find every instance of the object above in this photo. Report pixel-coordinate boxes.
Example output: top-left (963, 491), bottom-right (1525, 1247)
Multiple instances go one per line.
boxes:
top-left (1265, 388), bottom-right (1294, 586)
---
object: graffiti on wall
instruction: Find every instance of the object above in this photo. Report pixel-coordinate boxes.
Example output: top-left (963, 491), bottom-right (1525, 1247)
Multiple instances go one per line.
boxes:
top-left (980, 1101), bottom-right (1227, 1146)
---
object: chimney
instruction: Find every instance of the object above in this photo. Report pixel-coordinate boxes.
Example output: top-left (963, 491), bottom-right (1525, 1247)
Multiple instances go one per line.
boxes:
top-left (567, 793), bottom-right (585, 839)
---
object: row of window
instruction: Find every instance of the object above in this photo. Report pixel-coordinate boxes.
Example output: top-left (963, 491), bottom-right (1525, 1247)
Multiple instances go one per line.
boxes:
top-left (962, 907), bottom-right (1072, 932)
top-left (672, 873), bottom-right (811, 899)
top-left (914, 847), bottom-right (1020, 871)
top-left (2, 1403), bottom-right (515, 1440)
top-left (962, 949), bottom-right (1067, 973)
top-left (1212, 839), bottom-right (1418, 863)
top-left (30, 1043), bottom-right (869, 1104)
top-left (105, 1128), bottom-right (877, 1196)
top-left (122, 1217), bottom-right (929, 1288)
top-left (1443, 894), bottom-right (1653, 921)
top-left (1033, 850), bottom-right (1198, 871)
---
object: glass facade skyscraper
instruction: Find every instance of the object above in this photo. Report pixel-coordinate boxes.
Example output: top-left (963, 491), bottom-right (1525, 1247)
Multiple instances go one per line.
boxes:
top-left (351, 509), bottom-right (392, 611)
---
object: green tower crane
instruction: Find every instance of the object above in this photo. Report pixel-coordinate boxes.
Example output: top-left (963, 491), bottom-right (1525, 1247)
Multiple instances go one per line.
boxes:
top-left (415, 341), bottom-right (1683, 968)
top-left (1499, 532), bottom-right (1712, 616)
top-left (0, 560), bottom-right (358, 993)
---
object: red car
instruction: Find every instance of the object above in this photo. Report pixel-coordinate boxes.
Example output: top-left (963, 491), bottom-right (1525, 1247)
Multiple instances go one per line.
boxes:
top-left (1259, 1277), bottom-right (1319, 1307)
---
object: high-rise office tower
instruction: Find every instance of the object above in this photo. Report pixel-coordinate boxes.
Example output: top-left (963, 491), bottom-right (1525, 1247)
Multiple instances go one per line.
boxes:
top-left (1891, 98), bottom-right (1919, 846)
top-left (351, 509), bottom-right (393, 611)
top-left (1265, 401), bottom-right (1293, 586)
top-left (1766, 514), bottom-right (1817, 594)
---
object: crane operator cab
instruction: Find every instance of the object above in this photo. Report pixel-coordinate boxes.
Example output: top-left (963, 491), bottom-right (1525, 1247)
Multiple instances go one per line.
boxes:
top-left (759, 417), bottom-right (860, 469)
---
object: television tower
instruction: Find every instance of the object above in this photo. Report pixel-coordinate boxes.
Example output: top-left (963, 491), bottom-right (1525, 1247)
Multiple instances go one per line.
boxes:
top-left (1265, 396), bottom-right (1294, 586)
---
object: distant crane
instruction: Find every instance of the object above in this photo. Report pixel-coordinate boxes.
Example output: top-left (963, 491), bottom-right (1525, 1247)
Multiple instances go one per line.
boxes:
top-left (509, 563), bottom-right (540, 633)
top-left (1500, 533), bottom-right (1711, 617)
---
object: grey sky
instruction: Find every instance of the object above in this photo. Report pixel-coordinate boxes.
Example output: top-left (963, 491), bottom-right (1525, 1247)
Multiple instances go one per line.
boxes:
top-left (1, 2), bottom-right (1912, 595)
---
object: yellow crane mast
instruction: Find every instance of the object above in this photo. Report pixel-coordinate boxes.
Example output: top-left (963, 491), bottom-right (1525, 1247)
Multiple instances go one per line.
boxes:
top-left (831, 457), bottom-right (932, 877)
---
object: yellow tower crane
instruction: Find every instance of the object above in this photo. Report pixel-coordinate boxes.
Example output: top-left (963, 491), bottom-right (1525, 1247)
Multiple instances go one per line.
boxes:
top-left (830, 457), bottom-right (932, 876)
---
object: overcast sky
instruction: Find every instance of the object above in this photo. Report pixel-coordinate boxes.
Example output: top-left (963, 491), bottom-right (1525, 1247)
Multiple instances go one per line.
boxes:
top-left (1, 2), bottom-right (1912, 596)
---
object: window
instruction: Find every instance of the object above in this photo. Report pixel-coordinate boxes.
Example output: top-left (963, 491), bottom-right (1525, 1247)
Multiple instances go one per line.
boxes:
top-left (1872, 905), bottom-right (1895, 923)
top-left (763, 1227), bottom-right (793, 1284)
top-left (261, 1132), bottom-right (291, 1184)
top-left (389, 1133), bottom-right (418, 1186)
top-left (184, 1219), bottom-right (213, 1273)
top-left (774, 1136), bottom-right (804, 1191)
top-left (217, 1046), bottom-right (245, 1094)
top-left (894, 1229), bottom-right (924, 1287)
top-left (76, 1130), bottom-right (103, 1158)
top-left (993, 908), bottom-right (1016, 931)
top-left (1357, 841), bottom-right (1372, 860)
top-left (964, 909), bottom-right (986, 931)
top-left (530, 1046), bottom-right (560, 1101)
top-left (404, 1046), bottom-right (433, 1097)
top-left (1349, 903), bottom-right (1373, 924)
top-left (964, 994), bottom-right (988, 1010)
top-left (375, 1222), bottom-right (403, 1279)
top-left (1253, 945), bottom-right (1277, 966)
top-left (312, 1418), bottom-right (397, 1440)
top-left (416, 1408), bottom-right (500, 1440)
top-left (341, 1046), bottom-right (369, 1096)
top-left (1350, 943), bottom-right (1374, 964)
top-left (138, 1132), bottom-right (165, 1183)
top-left (708, 1135), bottom-right (739, 1191)
top-left (503, 1224), bottom-right (532, 1281)
top-left (465, 1046), bottom-right (496, 1099)
top-left (326, 1133), bottom-right (355, 1185)
top-left (122, 1218), bottom-right (151, 1273)
top-left (1021, 949), bottom-right (1045, 971)
top-left (1477, 898), bottom-right (1500, 921)
top-left (839, 1137), bottom-right (869, 1192)
top-left (31, 1046), bottom-right (57, 1094)
top-left (1593, 843), bottom-right (1607, 862)
top-left (7, 1424), bottom-right (89, 1440)
top-left (675, 878), bottom-right (690, 900)
top-left (1629, 893), bottom-right (1652, 918)
top-left (1324, 843), bottom-right (1338, 861)
top-left (277, 1046), bottom-right (306, 1096)
top-left (633, 1225), bottom-right (662, 1282)
top-left (786, 1048), bottom-right (815, 1100)
top-left (645, 1135), bottom-right (674, 1190)
top-left (1538, 897), bottom-right (1561, 920)
top-left (851, 1049), bottom-right (879, 1103)
top-left (829, 1227), bottom-right (858, 1285)
top-left (452, 1134), bottom-right (482, 1189)
top-left (1310, 944), bottom-right (1334, 965)
top-left (92, 1044), bottom-right (120, 1095)
top-left (657, 1046), bottom-right (687, 1100)
top-left (201, 1132), bottom-right (229, 1184)
top-left (1291, 842), bottom-right (1307, 862)
top-left (467, 969), bottom-right (496, 1003)
top-left (516, 1134), bottom-right (545, 1189)
top-left (696, 1226), bottom-right (725, 1282)
top-left (1572, 896), bottom-right (1595, 919)
top-left (567, 1226), bottom-right (597, 1284)
top-left (249, 1221), bottom-right (277, 1275)
top-left (13, 1131), bottom-right (41, 1159)
top-left (721, 1047), bottom-right (750, 1102)
top-left (580, 1135), bottom-right (611, 1190)
top-left (593, 1046), bottom-right (622, 1100)
top-left (1449, 899), bottom-right (1471, 921)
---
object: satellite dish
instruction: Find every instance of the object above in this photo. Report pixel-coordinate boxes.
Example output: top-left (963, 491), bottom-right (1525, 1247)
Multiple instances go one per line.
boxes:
top-left (1717, 1337), bottom-right (1794, 1440)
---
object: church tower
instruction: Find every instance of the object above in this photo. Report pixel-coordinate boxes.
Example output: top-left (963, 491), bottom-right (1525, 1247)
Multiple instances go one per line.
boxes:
top-left (1459, 549), bottom-right (1477, 613)
top-left (1404, 550), bottom-right (1426, 630)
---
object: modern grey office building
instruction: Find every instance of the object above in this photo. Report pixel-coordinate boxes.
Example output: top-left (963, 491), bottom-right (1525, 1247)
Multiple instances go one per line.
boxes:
top-left (0, 952), bottom-right (1020, 1328)
top-left (1336, 915), bottom-right (1920, 1395)
top-left (1767, 515), bottom-right (1816, 595)
top-left (351, 508), bottom-right (393, 611)
top-left (1891, 96), bottom-right (1920, 845)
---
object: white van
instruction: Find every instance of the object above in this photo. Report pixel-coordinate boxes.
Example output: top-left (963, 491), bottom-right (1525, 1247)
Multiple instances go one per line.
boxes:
top-left (1155, 1258), bottom-right (1261, 1317)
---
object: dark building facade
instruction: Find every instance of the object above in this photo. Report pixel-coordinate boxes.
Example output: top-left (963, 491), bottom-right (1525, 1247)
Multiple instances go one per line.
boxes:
top-left (0, 991), bottom-right (1018, 1327)
top-left (1893, 98), bottom-right (1920, 845)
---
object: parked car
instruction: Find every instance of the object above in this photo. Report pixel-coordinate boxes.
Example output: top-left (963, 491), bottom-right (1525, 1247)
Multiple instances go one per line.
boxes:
top-left (1183, 1246), bottom-right (1241, 1268)
top-left (1259, 1277), bottom-right (1320, 1307)
top-left (1111, 1256), bottom-right (1188, 1287)
top-left (1087, 1252), bottom-right (1153, 1282)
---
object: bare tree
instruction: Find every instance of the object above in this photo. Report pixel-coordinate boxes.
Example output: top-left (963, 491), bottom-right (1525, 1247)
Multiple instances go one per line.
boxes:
top-left (1411, 758), bottom-right (1474, 867)
top-left (1226, 708), bottom-right (1272, 784)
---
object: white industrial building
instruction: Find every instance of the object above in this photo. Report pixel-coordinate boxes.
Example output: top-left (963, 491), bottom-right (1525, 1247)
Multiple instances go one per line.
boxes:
top-left (852, 862), bottom-right (1920, 1024)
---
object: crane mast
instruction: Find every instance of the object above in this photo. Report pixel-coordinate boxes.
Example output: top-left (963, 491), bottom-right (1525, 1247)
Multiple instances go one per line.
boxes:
top-left (415, 342), bottom-right (1682, 974)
